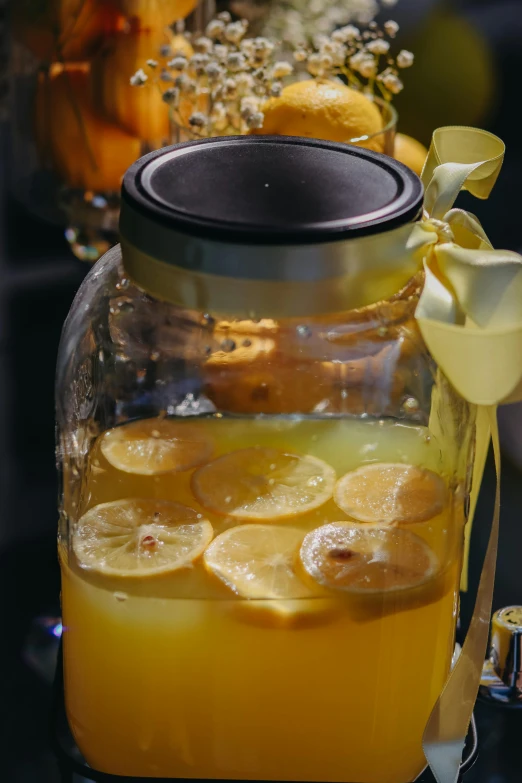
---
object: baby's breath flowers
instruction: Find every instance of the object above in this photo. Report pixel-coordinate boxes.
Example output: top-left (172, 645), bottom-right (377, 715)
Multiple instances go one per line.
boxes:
top-left (295, 21), bottom-right (413, 101)
top-left (131, 13), bottom-right (294, 137)
top-left (130, 7), bottom-right (413, 138)
top-left (263, 0), bottom-right (395, 47)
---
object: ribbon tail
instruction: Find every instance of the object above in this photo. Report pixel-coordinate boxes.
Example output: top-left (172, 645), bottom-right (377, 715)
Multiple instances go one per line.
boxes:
top-left (423, 407), bottom-right (500, 783)
top-left (434, 243), bottom-right (522, 330)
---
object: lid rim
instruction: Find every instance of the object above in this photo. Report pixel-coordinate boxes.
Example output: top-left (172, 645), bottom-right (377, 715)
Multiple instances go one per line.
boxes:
top-left (121, 135), bottom-right (424, 247)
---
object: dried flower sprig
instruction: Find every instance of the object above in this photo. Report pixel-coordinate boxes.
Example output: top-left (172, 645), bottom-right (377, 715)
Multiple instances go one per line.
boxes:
top-left (130, 6), bottom-right (413, 138)
top-left (131, 13), bottom-right (294, 138)
top-left (294, 20), bottom-right (413, 101)
top-left (263, 0), bottom-right (398, 47)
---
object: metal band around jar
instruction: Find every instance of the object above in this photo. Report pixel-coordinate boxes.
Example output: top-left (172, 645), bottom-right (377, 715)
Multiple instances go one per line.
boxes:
top-left (120, 220), bottom-right (421, 318)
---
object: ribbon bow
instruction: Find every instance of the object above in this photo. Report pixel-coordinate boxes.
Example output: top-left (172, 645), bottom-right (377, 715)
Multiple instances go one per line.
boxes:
top-left (408, 128), bottom-right (522, 405)
top-left (413, 128), bottom-right (522, 783)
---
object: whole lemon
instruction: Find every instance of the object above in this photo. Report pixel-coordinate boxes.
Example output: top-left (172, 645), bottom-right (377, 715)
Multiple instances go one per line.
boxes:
top-left (394, 133), bottom-right (428, 176)
top-left (256, 79), bottom-right (385, 151)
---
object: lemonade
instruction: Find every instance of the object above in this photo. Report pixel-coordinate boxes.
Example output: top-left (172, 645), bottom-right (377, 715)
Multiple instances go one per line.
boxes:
top-left (61, 415), bottom-right (464, 783)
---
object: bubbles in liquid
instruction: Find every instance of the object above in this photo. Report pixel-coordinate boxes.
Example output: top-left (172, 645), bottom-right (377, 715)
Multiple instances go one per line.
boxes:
top-left (296, 325), bottom-right (312, 338)
top-left (242, 339), bottom-right (252, 347)
top-left (204, 346), bottom-right (212, 356)
top-left (377, 326), bottom-right (388, 337)
top-left (115, 277), bottom-right (130, 291)
top-left (202, 314), bottom-right (215, 328)
top-left (402, 396), bottom-right (420, 414)
top-left (150, 351), bottom-right (160, 362)
top-left (220, 339), bottom-right (236, 353)
top-left (118, 300), bottom-right (134, 314)
top-left (114, 592), bottom-right (128, 602)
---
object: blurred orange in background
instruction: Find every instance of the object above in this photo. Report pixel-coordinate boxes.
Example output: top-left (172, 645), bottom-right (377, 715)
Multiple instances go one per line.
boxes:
top-left (119, 0), bottom-right (198, 30)
top-left (35, 63), bottom-right (141, 192)
top-left (393, 133), bottom-right (429, 176)
top-left (13, 0), bottom-right (124, 62)
top-left (92, 29), bottom-right (173, 145)
top-left (21, 1), bottom-right (199, 192)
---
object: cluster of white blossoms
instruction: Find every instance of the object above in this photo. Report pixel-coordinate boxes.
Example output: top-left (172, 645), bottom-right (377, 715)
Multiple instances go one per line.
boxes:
top-left (131, 13), bottom-right (294, 137)
top-left (262, 0), bottom-right (399, 47)
top-left (130, 4), bottom-right (413, 137)
top-left (295, 19), bottom-right (413, 99)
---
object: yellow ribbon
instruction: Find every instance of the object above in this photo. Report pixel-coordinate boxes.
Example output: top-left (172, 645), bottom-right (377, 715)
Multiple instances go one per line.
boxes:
top-left (411, 128), bottom-right (522, 783)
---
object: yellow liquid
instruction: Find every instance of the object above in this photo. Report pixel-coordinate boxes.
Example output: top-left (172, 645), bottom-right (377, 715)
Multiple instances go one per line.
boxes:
top-left (61, 417), bottom-right (463, 783)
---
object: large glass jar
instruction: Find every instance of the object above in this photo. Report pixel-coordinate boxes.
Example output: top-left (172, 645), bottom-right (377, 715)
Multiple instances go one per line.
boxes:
top-left (56, 136), bottom-right (476, 783)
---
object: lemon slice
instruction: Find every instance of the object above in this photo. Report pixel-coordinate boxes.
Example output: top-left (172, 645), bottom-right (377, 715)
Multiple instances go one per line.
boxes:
top-left (100, 418), bottom-right (213, 475)
top-left (334, 463), bottom-right (446, 525)
top-left (73, 498), bottom-right (213, 577)
top-left (204, 525), bottom-right (335, 627)
top-left (300, 522), bottom-right (438, 594)
top-left (204, 524), bottom-right (312, 599)
top-left (192, 448), bottom-right (335, 520)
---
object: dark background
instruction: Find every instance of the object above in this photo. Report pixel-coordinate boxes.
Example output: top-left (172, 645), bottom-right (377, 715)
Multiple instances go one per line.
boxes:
top-left (1, 1), bottom-right (522, 781)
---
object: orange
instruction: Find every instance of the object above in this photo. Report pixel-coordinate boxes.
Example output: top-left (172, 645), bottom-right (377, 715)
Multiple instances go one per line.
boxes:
top-left (35, 63), bottom-right (141, 192)
top-left (13, 0), bottom-right (123, 62)
top-left (119, 0), bottom-right (198, 30)
top-left (92, 29), bottom-right (175, 144)
top-left (254, 79), bottom-right (384, 151)
top-left (394, 133), bottom-right (428, 176)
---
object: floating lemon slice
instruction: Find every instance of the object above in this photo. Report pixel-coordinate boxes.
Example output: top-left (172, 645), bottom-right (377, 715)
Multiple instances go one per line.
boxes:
top-left (73, 498), bottom-right (213, 577)
top-left (204, 525), bottom-right (334, 626)
top-left (300, 523), bottom-right (438, 595)
top-left (192, 448), bottom-right (336, 520)
top-left (100, 418), bottom-right (213, 475)
top-left (334, 463), bottom-right (446, 525)
top-left (204, 524), bottom-right (312, 599)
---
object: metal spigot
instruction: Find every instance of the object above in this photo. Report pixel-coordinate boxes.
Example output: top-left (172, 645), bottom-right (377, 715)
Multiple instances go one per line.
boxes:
top-left (480, 606), bottom-right (522, 707)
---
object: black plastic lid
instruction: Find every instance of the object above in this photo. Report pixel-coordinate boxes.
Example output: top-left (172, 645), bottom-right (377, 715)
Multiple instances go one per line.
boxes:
top-left (121, 135), bottom-right (423, 247)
